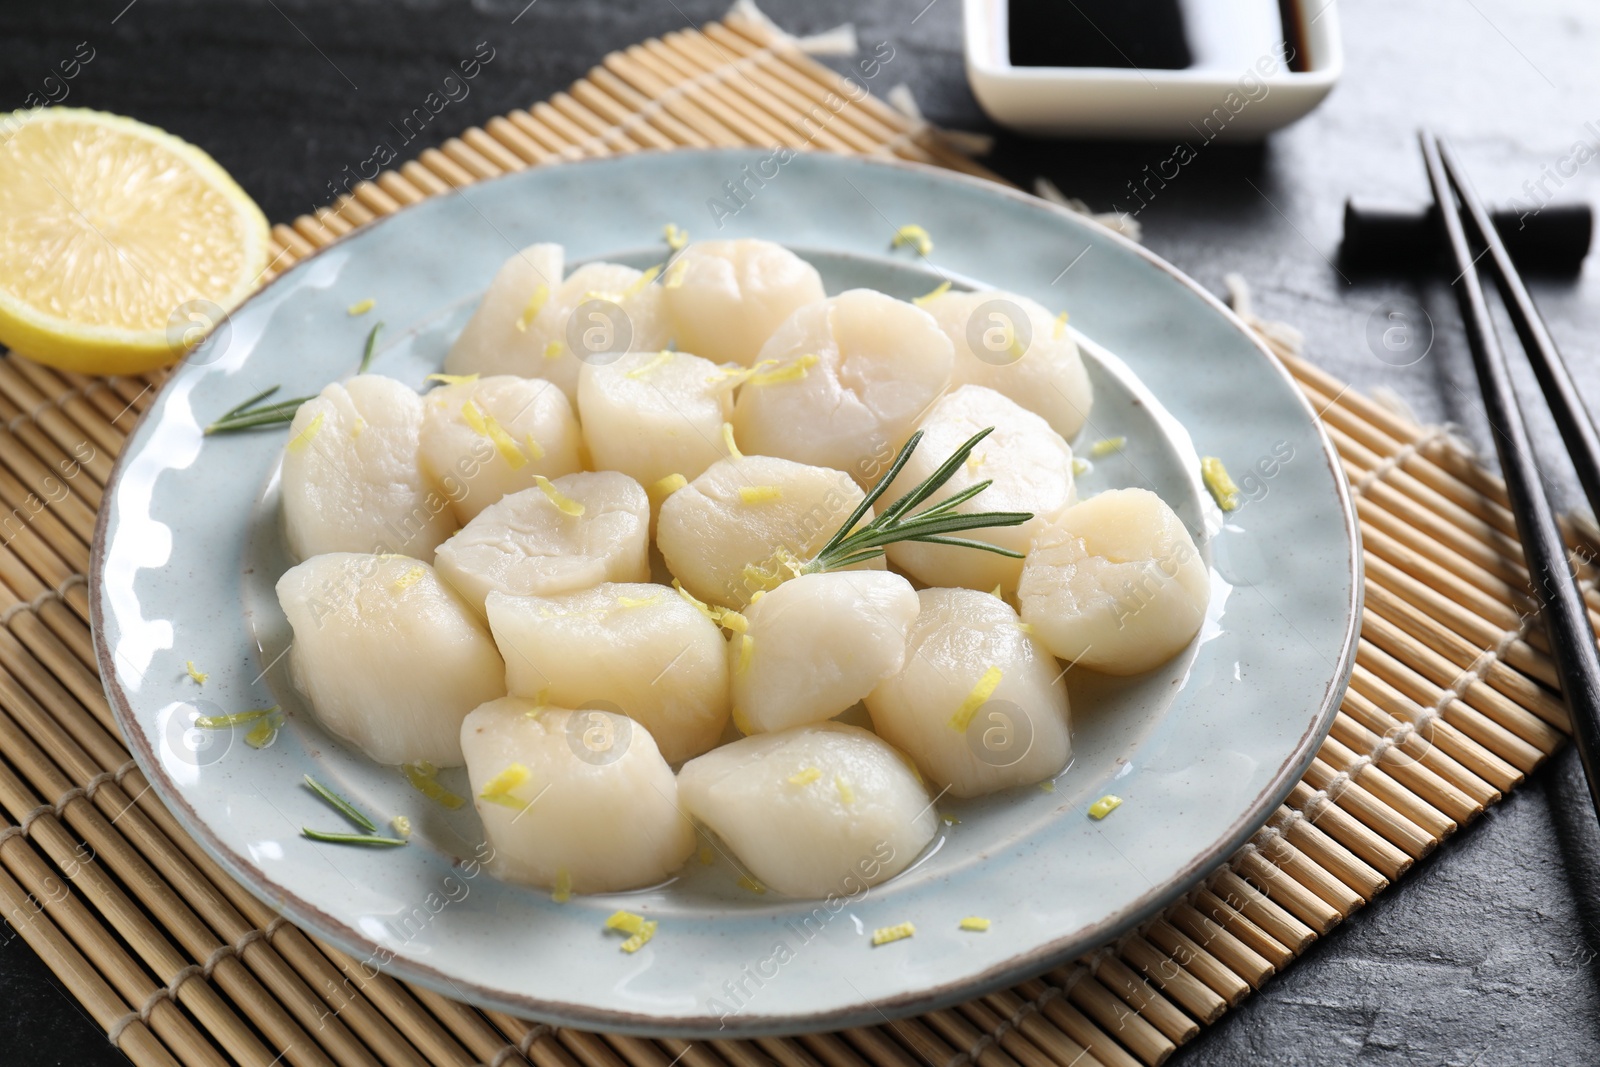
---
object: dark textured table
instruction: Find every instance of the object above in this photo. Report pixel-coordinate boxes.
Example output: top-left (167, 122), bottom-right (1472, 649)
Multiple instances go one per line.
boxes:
top-left (4, 1), bottom-right (1600, 1064)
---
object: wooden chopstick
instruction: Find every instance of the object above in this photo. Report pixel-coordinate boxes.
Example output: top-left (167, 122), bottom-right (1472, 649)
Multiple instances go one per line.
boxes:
top-left (1419, 130), bottom-right (1600, 822)
top-left (1437, 138), bottom-right (1600, 519)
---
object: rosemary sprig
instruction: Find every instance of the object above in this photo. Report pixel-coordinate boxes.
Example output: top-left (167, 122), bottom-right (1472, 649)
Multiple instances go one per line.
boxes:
top-left (205, 321), bottom-right (384, 435)
top-left (303, 774), bottom-right (379, 833)
top-left (803, 427), bottom-right (1032, 574)
top-left (300, 828), bottom-right (408, 848)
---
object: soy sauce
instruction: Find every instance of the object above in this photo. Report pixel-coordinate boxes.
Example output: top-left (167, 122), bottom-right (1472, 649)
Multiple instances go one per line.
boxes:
top-left (1007, 0), bottom-right (1305, 73)
top-left (1009, 0), bottom-right (1193, 70)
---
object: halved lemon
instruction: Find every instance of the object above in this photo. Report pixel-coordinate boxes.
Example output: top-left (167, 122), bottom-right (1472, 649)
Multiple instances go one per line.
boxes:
top-left (0, 108), bottom-right (270, 375)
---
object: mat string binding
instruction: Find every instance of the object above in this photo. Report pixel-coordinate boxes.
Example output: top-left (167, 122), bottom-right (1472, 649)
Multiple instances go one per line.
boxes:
top-left (2, 759), bottom-right (140, 846)
top-left (106, 917), bottom-right (291, 1046)
top-left (484, 1022), bottom-right (552, 1067)
top-left (1, 573), bottom-right (88, 625)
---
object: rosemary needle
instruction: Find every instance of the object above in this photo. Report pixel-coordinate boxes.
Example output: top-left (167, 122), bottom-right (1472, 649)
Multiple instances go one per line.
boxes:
top-left (357, 321), bottom-right (383, 374)
top-left (303, 774), bottom-right (379, 833)
top-left (300, 828), bottom-right (408, 847)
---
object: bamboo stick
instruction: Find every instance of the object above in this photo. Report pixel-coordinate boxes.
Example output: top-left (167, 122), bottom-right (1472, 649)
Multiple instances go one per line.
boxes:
top-left (1298, 759), bottom-right (1434, 859)
top-left (1347, 662), bottom-right (1524, 791)
top-left (977, 989), bottom-right (1104, 1067)
top-left (1362, 613), bottom-right (1567, 745)
top-left (0, 859), bottom-right (180, 1066)
top-left (797, 1032), bottom-right (880, 1067)
top-left (1324, 716), bottom-right (1476, 829)
top-left (1115, 935), bottom-right (1227, 1025)
top-left (1055, 971), bottom-right (1176, 1066)
top-left (1336, 686), bottom-right (1502, 806)
top-left (0, 822), bottom-right (231, 1066)
top-left (1364, 581), bottom-right (1560, 713)
top-left (1288, 778), bottom-right (1418, 878)
top-left (1013, 981), bottom-right (1141, 1067)
top-left (1164, 900), bottom-right (1275, 990)
top-left (1141, 918), bottom-right (1253, 1007)
top-left (1268, 800), bottom-right (1391, 894)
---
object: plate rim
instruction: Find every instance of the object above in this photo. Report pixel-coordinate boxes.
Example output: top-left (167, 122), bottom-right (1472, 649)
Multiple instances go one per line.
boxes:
top-left (90, 147), bottom-right (1363, 1035)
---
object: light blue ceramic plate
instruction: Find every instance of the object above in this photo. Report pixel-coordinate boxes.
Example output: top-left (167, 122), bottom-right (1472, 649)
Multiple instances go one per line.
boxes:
top-left (92, 149), bottom-right (1360, 1036)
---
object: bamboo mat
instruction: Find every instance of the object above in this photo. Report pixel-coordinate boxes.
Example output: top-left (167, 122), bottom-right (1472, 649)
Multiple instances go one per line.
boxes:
top-left (0, 8), bottom-right (1584, 1066)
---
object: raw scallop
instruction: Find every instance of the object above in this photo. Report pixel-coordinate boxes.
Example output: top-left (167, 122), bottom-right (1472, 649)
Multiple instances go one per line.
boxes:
top-left (677, 722), bottom-right (936, 897)
top-left (1018, 488), bottom-right (1209, 674)
top-left (276, 553), bottom-right (504, 766)
top-left (866, 587), bottom-right (1071, 797)
top-left (461, 697), bottom-right (694, 893)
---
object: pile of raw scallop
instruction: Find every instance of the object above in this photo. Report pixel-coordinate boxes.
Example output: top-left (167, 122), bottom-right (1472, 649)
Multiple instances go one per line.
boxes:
top-left (273, 238), bottom-right (1210, 899)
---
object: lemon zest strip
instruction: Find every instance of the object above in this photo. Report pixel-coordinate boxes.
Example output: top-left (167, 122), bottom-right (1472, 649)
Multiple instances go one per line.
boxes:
top-left (787, 766), bottom-right (822, 786)
top-left (959, 917), bottom-right (991, 932)
top-left (534, 475), bottom-right (585, 516)
top-left (653, 473), bottom-right (687, 497)
top-left (392, 565), bottom-right (427, 592)
top-left (461, 400), bottom-right (527, 470)
top-left (625, 350), bottom-right (674, 379)
top-left (872, 922), bottom-right (916, 946)
top-left (287, 411), bottom-right (325, 453)
top-left (621, 921), bottom-right (658, 953)
top-left (736, 634), bottom-right (754, 675)
top-left (479, 763), bottom-right (533, 810)
top-left (1088, 794), bottom-right (1123, 819)
top-left (515, 284), bottom-right (550, 332)
top-left (185, 660), bottom-right (208, 685)
top-left (1053, 310), bottom-right (1070, 339)
top-left (404, 761), bottom-right (466, 810)
top-left (664, 222), bottom-right (688, 251)
top-left (552, 869), bottom-right (572, 903)
top-left (426, 372), bottom-right (479, 386)
top-left (912, 281), bottom-right (951, 308)
top-left (891, 224), bottom-right (933, 256)
top-left (948, 665), bottom-right (1003, 732)
top-left (1090, 436), bottom-right (1126, 457)
top-left (194, 707), bottom-right (275, 729)
top-left (721, 422), bottom-right (742, 459)
top-left (746, 354), bottom-right (818, 387)
top-left (543, 340), bottom-right (563, 359)
top-left (1202, 456), bottom-right (1242, 512)
top-left (739, 486), bottom-right (782, 504)
top-left (606, 910), bottom-right (648, 935)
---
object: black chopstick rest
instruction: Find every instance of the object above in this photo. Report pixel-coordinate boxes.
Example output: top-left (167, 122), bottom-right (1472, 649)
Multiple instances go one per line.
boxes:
top-left (1342, 198), bottom-right (1591, 274)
